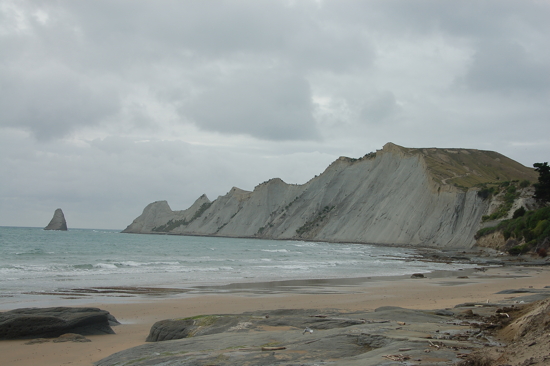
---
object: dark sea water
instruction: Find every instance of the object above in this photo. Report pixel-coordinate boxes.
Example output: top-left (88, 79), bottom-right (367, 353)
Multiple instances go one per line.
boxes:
top-left (0, 227), bottom-right (471, 308)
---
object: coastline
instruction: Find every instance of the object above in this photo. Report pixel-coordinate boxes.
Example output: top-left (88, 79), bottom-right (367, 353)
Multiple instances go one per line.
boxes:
top-left (1, 260), bottom-right (549, 366)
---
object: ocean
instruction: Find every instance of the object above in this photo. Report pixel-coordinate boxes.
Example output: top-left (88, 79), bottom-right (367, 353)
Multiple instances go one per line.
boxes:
top-left (0, 227), bottom-right (471, 308)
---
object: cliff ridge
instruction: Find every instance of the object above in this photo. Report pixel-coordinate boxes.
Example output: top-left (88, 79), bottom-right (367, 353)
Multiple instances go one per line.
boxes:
top-left (122, 143), bottom-right (537, 248)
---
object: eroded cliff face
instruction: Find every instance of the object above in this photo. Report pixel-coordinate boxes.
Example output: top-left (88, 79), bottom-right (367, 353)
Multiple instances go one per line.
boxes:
top-left (122, 143), bottom-right (537, 248)
top-left (123, 195), bottom-right (211, 233)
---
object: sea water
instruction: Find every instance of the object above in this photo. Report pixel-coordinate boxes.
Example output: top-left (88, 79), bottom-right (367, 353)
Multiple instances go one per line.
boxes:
top-left (0, 226), bottom-right (469, 307)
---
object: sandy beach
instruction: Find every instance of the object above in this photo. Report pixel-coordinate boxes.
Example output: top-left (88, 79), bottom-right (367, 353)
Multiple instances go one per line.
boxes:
top-left (1, 263), bottom-right (549, 366)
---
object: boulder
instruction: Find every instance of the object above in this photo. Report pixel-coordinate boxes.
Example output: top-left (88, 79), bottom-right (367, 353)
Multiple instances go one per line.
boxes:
top-left (44, 208), bottom-right (68, 231)
top-left (147, 316), bottom-right (241, 342)
top-left (146, 318), bottom-right (196, 342)
top-left (0, 307), bottom-right (119, 340)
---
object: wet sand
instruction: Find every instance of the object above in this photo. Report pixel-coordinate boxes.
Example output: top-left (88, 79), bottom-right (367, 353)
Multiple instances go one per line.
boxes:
top-left (0, 265), bottom-right (549, 365)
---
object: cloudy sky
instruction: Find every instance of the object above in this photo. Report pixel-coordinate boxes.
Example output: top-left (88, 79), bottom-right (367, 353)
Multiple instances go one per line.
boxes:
top-left (1, 0), bottom-right (549, 230)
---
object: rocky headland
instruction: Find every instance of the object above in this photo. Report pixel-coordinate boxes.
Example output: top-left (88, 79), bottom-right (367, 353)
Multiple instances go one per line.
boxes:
top-left (123, 143), bottom-right (537, 249)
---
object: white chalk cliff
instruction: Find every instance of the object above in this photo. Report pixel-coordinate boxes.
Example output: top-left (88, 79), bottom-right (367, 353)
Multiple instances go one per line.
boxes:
top-left (123, 143), bottom-right (537, 248)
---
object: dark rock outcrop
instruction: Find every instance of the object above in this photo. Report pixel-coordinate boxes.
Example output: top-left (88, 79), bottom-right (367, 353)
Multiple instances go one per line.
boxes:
top-left (147, 316), bottom-right (241, 342)
top-left (146, 318), bottom-right (195, 342)
top-left (0, 307), bottom-right (119, 340)
top-left (44, 208), bottom-right (68, 231)
top-left (146, 309), bottom-right (370, 342)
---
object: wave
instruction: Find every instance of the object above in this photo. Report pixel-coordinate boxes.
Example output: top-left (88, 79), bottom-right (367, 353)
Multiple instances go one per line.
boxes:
top-left (256, 264), bottom-right (311, 270)
top-left (291, 241), bottom-right (319, 247)
top-left (15, 248), bottom-right (51, 256)
top-left (73, 264), bottom-right (94, 270)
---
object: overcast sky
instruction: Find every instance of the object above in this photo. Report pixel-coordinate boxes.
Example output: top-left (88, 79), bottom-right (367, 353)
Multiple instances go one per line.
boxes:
top-left (1, 0), bottom-right (549, 230)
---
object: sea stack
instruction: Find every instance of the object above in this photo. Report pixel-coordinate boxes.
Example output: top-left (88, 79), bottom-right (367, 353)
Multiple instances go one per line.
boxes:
top-left (44, 208), bottom-right (68, 231)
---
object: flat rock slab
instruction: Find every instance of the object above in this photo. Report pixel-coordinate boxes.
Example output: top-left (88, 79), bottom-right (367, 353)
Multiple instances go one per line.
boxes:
top-left (496, 288), bottom-right (550, 294)
top-left (147, 308), bottom-right (373, 342)
top-left (96, 307), bottom-right (481, 366)
top-left (96, 290), bottom-right (550, 366)
top-left (0, 307), bottom-right (119, 340)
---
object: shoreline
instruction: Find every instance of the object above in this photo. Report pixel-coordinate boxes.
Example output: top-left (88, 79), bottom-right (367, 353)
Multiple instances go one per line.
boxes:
top-left (0, 253), bottom-right (544, 311)
top-left (0, 244), bottom-right (526, 311)
top-left (0, 262), bottom-right (484, 311)
top-left (3, 253), bottom-right (544, 312)
top-left (2, 228), bottom-right (492, 311)
top-left (1, 261), bottom-right (549, 365)
top-left (121, 229), bottom-right (492, 252)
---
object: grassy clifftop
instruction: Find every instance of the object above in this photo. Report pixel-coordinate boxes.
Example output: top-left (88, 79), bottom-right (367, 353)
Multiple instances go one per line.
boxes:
top-left (387, 144), bottom-right (537, 189)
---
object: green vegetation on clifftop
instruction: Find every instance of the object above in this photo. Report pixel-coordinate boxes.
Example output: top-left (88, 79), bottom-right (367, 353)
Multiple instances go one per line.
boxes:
top-left (393, 145), bottom-right (537, 189)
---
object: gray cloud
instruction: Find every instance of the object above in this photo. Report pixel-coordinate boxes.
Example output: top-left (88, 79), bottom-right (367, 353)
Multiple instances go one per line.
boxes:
top-left (327, 0), bottom-right (550, 39)
top-left (184, 69), bottom-right (319, 141)
top-left (1, 1), bottom-right (374, 141)
top-left (0, 1), bottom-right (121, 140)
top-left (63, 1), bottom-right (373, 72)
top-left (0, 64), bottom-right (119, 140)
top-left (65, 1), bottom-right (296, 57)
top-left (360, 92), bottom-right (400, 124)
top-left (0, 0), bottom-right (549, 229)
top-left (462, 41), bottom-right (550, 93)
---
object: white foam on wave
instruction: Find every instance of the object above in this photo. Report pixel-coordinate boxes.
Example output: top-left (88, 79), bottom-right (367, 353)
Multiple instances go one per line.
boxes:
top-left (115, 261), bottom-right (144, 267)
top-left (291, 241), bottom-right (319, 247)
top-left (256, 264), bottom-right (310, 270)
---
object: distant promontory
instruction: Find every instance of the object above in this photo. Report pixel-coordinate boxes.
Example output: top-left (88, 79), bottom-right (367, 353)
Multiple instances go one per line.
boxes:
top-left (123, 143), bottom-right (538, 248)
top-left (44, 208), bottom-right (68, 231)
